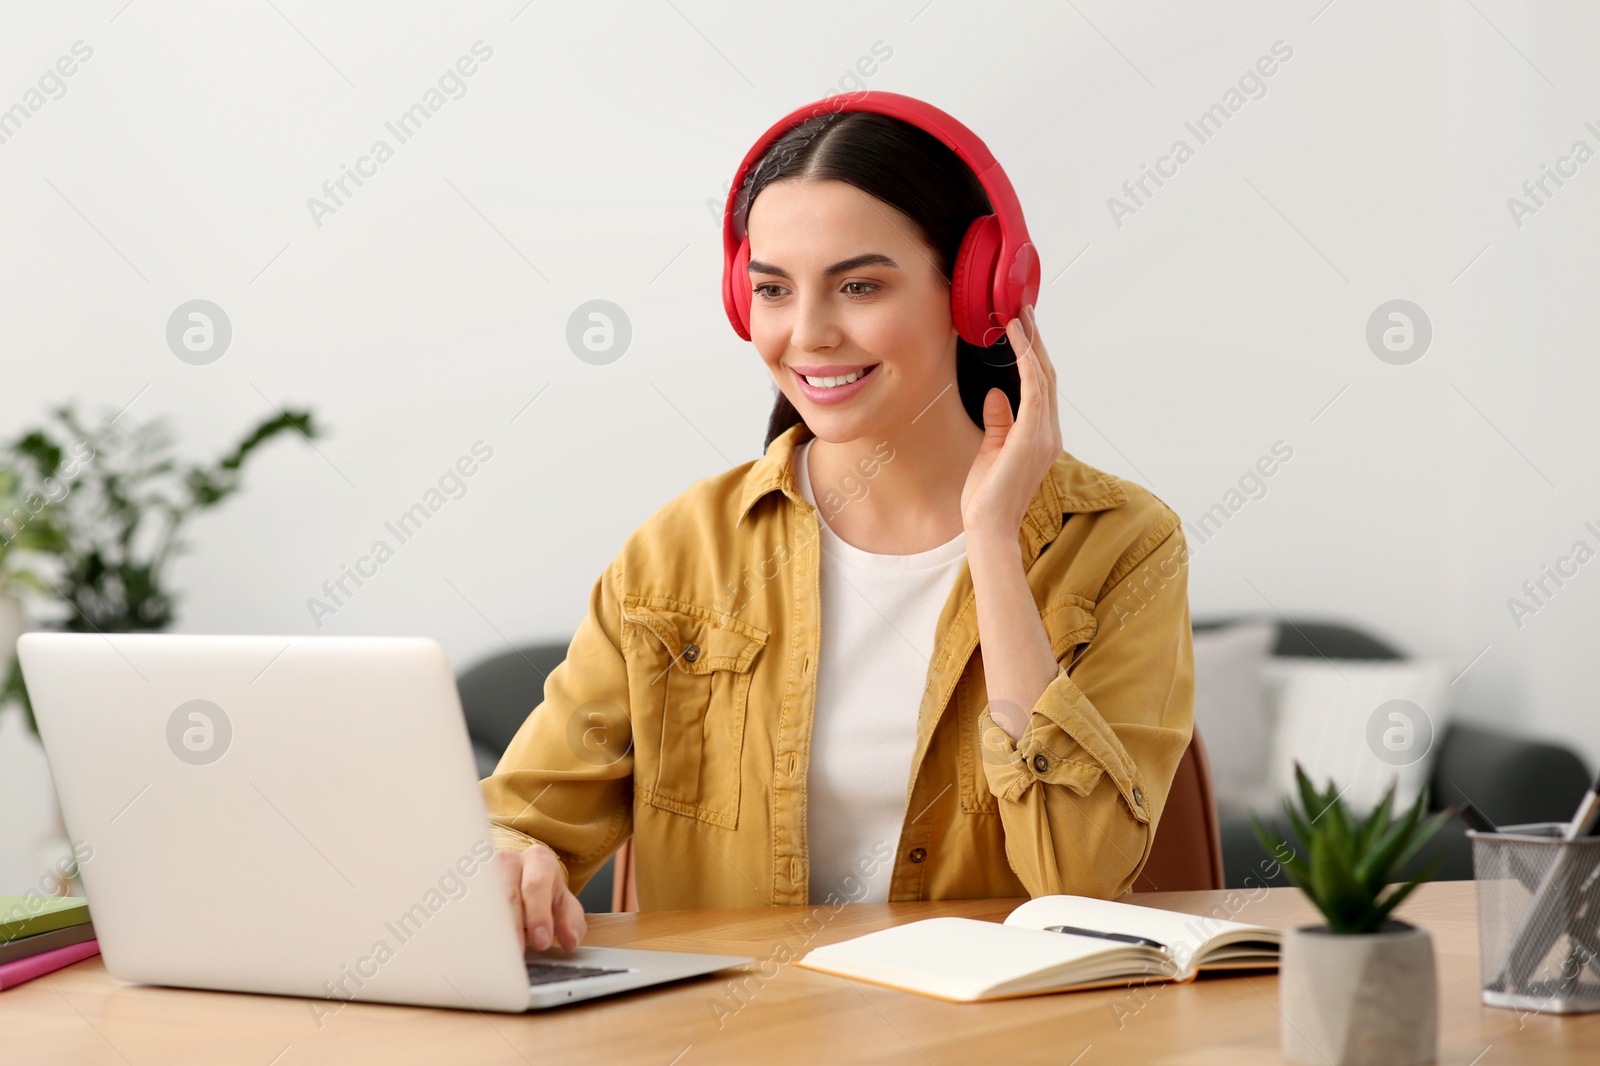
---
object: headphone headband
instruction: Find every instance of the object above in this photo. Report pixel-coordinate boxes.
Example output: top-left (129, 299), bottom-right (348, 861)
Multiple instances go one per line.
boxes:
top-left (720, 90), bottom-right (1039, 346)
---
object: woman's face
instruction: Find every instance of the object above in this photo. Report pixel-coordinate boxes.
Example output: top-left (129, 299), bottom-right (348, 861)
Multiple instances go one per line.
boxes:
top-left (744, 178), bottom-right (958, 442)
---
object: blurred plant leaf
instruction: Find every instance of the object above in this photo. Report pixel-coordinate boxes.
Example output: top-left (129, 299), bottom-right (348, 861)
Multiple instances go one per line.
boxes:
top-left (0, 401), bottom-right (322, 732)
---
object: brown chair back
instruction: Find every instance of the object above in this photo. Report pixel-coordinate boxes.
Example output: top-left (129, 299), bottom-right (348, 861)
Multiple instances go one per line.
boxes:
top-left (610, 726), bottom-right (1224, 911)
top-left (1133, 726), bottom-right (1225, 892)
top-left (611, 833), bottom-right (638, 913)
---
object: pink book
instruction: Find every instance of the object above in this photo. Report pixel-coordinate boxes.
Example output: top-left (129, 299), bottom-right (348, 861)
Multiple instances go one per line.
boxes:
top-left (0, 939), bottom-right (100, 991)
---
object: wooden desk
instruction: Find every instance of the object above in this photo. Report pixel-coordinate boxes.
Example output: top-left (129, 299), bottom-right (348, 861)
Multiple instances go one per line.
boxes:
top-left (2, 881), bottom-right (1596, 1064)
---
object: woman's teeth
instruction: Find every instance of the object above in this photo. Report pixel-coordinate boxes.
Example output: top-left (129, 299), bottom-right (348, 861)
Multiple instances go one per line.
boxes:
top-left (803, 367), bottom-right (871, 388)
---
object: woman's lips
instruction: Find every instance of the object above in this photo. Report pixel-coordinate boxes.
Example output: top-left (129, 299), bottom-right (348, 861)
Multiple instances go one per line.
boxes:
top-left (792, 364), bottom-right (878, 406)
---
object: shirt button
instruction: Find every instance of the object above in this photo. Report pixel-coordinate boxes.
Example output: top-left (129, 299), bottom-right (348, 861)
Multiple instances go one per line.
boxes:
top-left (909, 847), bottom-right (926, 863)
top-left (1032, 753), bottom-right (1048, 773)
top-left (1132, 786), bottom-right (1145, 808)
top-left (682, 644), bottom-right (700, 663)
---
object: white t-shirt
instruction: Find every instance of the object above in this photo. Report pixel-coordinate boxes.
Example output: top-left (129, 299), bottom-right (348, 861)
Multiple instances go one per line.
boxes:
top-left (793, 438), bottom-right (968, 905)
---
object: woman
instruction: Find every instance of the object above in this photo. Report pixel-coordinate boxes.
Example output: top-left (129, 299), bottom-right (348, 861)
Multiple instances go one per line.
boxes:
top-left (485, 94), bottom-right (1195, 953)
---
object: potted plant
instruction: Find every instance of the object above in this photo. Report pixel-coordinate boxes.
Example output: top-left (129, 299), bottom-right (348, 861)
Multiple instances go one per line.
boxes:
top-left (1255, 764), bottom-right (1455, 1066)
top-left (0, 400), bottom-right (321, 735)
top-left (0, 463), bottom-right (71, 683)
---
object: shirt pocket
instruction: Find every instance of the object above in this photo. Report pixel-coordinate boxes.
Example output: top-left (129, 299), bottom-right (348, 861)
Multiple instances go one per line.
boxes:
top-left (621, 595), bottom-right (767, 830)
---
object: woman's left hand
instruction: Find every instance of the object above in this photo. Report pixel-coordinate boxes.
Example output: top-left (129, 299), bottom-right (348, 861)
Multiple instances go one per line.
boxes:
top-left (960, 303), bottom-right (1062, 541)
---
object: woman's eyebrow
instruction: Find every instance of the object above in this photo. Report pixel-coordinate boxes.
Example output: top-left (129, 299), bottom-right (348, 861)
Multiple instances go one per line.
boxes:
top-left (746, 253), bottom-right (899, 280)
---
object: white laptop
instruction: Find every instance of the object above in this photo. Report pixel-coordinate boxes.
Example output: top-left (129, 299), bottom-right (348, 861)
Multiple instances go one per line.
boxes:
top-left (16, 632), bottom-right (752, 1013)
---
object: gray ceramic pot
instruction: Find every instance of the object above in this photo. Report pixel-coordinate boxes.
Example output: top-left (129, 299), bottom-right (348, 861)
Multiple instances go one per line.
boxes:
top-left (1280, 920), bottom-right (1437, 1066)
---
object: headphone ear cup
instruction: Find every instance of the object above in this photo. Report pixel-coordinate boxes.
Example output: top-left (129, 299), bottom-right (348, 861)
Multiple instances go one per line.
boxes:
top-left (726, 237), bottom-right (753, 340)
top-left (950, 214), bottom-right (1003, 347)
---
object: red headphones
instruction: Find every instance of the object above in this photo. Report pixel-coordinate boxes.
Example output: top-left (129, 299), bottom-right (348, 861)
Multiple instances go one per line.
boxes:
top-left (721, 90), bottom-right (1041, 349)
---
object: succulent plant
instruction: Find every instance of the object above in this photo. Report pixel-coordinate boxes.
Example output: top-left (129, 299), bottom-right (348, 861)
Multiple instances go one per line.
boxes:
top-left (1255, 762), bottom-right (1456, 934)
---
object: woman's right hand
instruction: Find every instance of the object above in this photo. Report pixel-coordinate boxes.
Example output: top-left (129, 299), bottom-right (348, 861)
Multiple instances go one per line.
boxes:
top-left (496, 843), bottom-right (587, 952)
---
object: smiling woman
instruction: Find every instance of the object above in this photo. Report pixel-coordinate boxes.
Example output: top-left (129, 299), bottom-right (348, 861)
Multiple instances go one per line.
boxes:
top-left (481, 92), bottom-right (1194, 948)
top-left (736, 109), bottom-right (1024, 452)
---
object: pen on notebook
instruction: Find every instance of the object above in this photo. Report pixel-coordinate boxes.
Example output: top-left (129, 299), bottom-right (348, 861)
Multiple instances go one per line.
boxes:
top-left (1044, 925), bottom-right (1165, 950)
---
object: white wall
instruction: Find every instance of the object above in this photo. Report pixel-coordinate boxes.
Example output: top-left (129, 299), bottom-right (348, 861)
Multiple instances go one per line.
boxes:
top-left (4, 1), bottom-right (1598, 889)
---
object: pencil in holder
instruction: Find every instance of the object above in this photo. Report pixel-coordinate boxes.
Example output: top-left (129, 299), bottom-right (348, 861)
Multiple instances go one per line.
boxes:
top-left (1469, 822), bottom-right (1600, 1014)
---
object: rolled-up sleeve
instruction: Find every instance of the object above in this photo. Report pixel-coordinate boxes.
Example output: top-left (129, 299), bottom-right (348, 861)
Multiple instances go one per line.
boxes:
top-left (978, 520), bottom-right (1195, 899)
top-left (479, 555), bottom-right (634, 894)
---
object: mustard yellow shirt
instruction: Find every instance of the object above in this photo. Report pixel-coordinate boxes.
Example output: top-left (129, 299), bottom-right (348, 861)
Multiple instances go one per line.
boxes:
top-left (481, 420), bottom-right (1195, 908)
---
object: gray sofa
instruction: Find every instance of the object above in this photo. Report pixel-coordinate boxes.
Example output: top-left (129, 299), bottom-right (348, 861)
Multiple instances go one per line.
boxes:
top-left (1194, 616), bottom-right (1592, 888)
top-left (460, 618), bottom-right (1593, 909)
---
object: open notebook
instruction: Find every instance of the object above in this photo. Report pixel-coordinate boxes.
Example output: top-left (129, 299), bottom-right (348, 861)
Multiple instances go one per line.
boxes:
top-left (795, 895), bottom-right (1280, 1003)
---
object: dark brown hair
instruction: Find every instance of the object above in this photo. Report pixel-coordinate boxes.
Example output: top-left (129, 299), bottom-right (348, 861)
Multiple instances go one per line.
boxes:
top-left (733, 109), bottom-right (1023, 450)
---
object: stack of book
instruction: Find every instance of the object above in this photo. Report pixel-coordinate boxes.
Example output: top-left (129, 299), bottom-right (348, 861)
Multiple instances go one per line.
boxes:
top-left (0, 895), bottom-right (99, 990)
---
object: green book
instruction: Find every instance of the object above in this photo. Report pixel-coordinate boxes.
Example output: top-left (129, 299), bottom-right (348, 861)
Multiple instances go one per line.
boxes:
top-left (0, 895), bottom-right (92, 944)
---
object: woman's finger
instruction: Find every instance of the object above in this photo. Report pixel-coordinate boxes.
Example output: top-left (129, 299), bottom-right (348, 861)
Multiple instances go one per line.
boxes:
top-left (1011, 313), bottom-right (1049, 428)
top-left (496, 850), bottom-right (528, 950)
top-left (519, 850), bottom-right (558, 951)
top-left (1007, 315), bottom-right (1039, 434)
top-left (1024, 305), bottom-right (1060, 445)
top-left (1023, 306), bottom-right (1056, 427)
top-left (553, 886), bottom-right (588, 952)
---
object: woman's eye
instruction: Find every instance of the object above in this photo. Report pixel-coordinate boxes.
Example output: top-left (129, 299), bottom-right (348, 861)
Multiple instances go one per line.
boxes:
top-left (751, 281), bottom-right (877, 301)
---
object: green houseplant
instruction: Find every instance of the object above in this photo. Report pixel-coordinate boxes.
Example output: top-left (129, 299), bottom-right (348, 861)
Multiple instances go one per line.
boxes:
top-left (0, 401), bottom-right (321, 734)
top-left (0, 466), bottom-right (71, 599)
top-left (1255, 763), bottom-right (1455, 1066)
top-left (0, 464), bottom-right (72, 743)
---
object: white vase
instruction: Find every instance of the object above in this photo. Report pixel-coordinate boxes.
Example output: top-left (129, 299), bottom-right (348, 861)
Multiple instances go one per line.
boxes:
top-left (1280, 920), bottom-right (1437, 1066)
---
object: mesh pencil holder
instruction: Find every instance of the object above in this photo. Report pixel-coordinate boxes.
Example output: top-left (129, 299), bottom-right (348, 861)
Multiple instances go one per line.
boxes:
top-left (1469, 822), bottom-right (1600, 1014)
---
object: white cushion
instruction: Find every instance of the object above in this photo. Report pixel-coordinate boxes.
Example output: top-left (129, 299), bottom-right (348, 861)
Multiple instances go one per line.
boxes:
top-left (1263, 658), bottom-right (1452, 817)
top-left (1191, 622), bottom-right (1278, 814)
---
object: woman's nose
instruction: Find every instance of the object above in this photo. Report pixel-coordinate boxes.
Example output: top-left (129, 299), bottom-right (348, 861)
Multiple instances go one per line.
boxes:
top-left (791, 291), bottom-right (840, 351)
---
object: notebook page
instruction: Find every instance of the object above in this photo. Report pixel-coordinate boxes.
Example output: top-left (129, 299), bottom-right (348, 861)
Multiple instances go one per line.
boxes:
top-left (1003, 895), bottom-right (1276, 970)
top-left (796, 916), bottom-right (1135, 1001)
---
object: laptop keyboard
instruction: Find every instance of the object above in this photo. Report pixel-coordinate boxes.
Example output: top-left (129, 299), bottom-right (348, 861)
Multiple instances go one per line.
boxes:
top-left (526, 961), bottom-right (633, 986)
